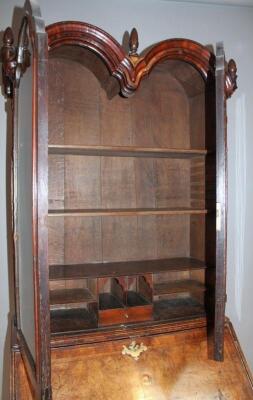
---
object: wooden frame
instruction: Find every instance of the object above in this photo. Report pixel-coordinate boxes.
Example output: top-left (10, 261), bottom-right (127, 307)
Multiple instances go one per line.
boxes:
top-left (1, 1), bottom-right (50, 398)
top-left (1, 3), bottom-right (237, 399)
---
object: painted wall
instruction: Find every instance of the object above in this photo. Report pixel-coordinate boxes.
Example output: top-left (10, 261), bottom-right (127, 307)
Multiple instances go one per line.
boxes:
top-left (1, 0), bottom-right (253, 397)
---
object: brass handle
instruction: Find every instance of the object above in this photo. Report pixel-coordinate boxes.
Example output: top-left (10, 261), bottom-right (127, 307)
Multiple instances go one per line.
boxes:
top-left (122, 341), bottom-right (148, 361)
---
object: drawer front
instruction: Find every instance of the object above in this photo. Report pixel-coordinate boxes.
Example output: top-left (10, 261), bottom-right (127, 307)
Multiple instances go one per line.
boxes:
top-left (99, 308), bottom-right (126, 326)
top-left (125, 305), bottom-right (153, 323)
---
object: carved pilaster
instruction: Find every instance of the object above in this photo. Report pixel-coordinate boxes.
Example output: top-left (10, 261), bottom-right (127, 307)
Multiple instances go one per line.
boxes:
top-left (1, 27), bottom-right (17, 98)
top-left (1, 22), bottom-right (31, 98)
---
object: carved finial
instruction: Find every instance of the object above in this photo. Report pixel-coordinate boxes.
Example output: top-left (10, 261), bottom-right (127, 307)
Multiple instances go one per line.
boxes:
top-left (1, 27), bottom-right (17, 98)
top-left (228, 59), bottom-right (237, 86)
top-left (129, 28), bottom-right (139, 56)
top-left (1, 20), bottom-right (31, 98)
top-left (225, 59), bottom-right (237, 98)
top-left (3, 27), bottom-right (14, 46)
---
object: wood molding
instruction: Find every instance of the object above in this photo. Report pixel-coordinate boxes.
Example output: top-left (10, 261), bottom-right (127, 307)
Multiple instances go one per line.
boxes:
top-left (46, 22), bottom-right (216, 97)
top-left (46, 22), bottom-right (237, 99)
top-left (50, 317), bottom-right (207, 348)
top-left (16, 329), bottom-right (40, 399)
top-left (2, 21), bottom-right (237, 100)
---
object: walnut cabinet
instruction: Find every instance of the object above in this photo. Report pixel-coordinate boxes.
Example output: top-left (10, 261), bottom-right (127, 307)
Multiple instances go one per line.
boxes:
top-left (1, 1), bottom-right (237, 399)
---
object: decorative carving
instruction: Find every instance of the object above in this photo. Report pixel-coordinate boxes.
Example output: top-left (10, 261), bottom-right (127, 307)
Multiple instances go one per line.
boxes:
top-left (128, 27), bottom-right (142, 67)
top-left (1, 27), bottom-right (17, 97)
top-left (122, 341), bottom-right (147, 361)
top-left (46, 22), bottom-right (215, 97)
top-left (129, 28), bottom-right (139, 56)
top-left (1, 19), bottom-right (31, 98)
top-left (225, 59), bottom-right (237, 98)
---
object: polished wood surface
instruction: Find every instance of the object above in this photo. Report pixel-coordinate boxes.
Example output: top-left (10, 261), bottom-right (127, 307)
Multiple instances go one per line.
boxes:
top-left (2, 2), bottom-right (238, 396)
top-left (46, 22), bottom-right (237, 98)
top-left (14, 321), bottom-right (253, 399)
top-left (47, 54), bottom-right (209, 338)
top-left (48, 144), bottom-right (208, 158)
top-left (49, 258), bottom-right (206, 280)
top-left (48, 208), bottom-right (208, 217)
top-left (2, 2), bottom-right (51, 398)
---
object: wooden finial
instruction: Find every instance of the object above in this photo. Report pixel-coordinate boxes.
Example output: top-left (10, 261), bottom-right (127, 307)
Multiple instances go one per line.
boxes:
top-left (226, 59), bottom-right (237, 98)
top-left (228, 59), bottom-right (237, 85)
top-left (129, 28), bottom-right (139, 56)
top-left (3, 27), bottom-right (14, 46)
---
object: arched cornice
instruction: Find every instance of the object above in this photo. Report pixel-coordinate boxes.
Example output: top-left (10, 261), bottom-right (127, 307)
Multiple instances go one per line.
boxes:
top-left (46, 21), bottom-right (236, 98)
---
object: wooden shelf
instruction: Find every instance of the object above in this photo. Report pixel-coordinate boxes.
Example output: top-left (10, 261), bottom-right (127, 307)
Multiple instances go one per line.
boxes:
top-left (50, 308), bottom-right (97, 333)
top-left (50, 288), bottom-right (95, 311)
top-left (49, 258), bottom-right (206, 280)
top-left (154, 297), bottom-right (205, 321)
top-left (127, 291), bottom-right (151, 307)
top-left (99, 293), bottom-right (124, 310)
top-left (154, 280), bottom-right (206, 296)
top-left (48, 144), bottom-right (207, 159)
top-left (48, 208), bottom-right (208, 217)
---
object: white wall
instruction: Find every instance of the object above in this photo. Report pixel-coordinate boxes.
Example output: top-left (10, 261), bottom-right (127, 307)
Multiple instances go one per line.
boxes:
top-left (1, 0), bottom-right (253, 398)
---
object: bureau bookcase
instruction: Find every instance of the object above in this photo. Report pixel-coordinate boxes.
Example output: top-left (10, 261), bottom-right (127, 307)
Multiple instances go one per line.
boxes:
top-left (1, 1), bottom-right (237, 398)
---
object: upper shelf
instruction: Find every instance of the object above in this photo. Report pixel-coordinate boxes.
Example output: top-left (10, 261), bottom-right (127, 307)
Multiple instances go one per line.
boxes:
top-left (48, 144), bottom-right (207, 159)
top-left (49, 257), bottom-right (207, 280)
top-left (48, 208), bottom-right (208, 217)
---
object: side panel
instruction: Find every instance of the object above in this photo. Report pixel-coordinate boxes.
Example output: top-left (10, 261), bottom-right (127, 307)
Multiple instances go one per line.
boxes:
top-left (16, 52), bottom-right (36, 360)
top-left (12, 2), bottom-right (50, 399)
top-left (215, 42), bottom-right (227, 361)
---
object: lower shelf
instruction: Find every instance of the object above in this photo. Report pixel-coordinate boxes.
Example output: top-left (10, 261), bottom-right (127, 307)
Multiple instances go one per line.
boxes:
top-left (51, 296), bottom-right (205, 334)
top-left (127, 291), bottom-right (151, 307)
top-left (50, 308), bottom-right (97, 334)
top-left (50, 288), bottom-right (94, 310)
top-left (99, 293), bottom-right (123, 310)
top-left (154, 297), bottom-right (205, 321)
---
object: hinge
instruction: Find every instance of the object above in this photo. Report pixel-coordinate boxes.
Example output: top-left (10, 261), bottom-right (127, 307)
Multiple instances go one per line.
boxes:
top-left (216, 202), bottom-right (221, 232)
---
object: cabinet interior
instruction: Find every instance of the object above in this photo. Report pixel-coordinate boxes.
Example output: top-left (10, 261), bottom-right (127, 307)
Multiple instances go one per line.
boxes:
top-left (48, 46), bottom-right (216, 336)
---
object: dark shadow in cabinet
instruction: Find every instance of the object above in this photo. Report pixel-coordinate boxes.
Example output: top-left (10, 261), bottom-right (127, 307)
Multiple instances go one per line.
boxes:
top-left (204, 71), bottom-right (217, 358)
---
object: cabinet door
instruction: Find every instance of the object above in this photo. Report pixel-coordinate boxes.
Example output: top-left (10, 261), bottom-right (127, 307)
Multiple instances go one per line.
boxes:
top-left (13, 1), bottom-right (51, 398)
top-left (215, 42), bottom-right (227, 361)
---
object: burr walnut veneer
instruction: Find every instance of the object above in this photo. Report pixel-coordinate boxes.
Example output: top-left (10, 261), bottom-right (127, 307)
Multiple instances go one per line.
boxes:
top-left (1, 1), bottom-right (237, 398)
top-left (12, 320), bottom-right (253, 399)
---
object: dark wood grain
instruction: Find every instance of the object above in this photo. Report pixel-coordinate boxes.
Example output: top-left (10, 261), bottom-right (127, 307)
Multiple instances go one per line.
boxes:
top-left (154, 280), bottom-right (206, 295)
top-left (12, 321), bottom-right (253, 400)
top-left (49, 258), bottom-right (207, 280)
top-left (49, 144), bottom-right (208, 157)
top-left (3, 6), bottom-right (238, 396)
top-left (4, 2), bottom-right (52, 399)
top-left (214, 43), bottom-right (227, 361)
top-left (50, 288), bottom-right (95, 310)
top-left (46, 22), bottom-right (215, 97)
top-left (48, 207), bottom-right (208, 217)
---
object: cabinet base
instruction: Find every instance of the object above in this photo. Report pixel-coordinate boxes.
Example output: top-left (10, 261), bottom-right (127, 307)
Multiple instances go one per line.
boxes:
top-left (12, 319), bottom-right (253, 400)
